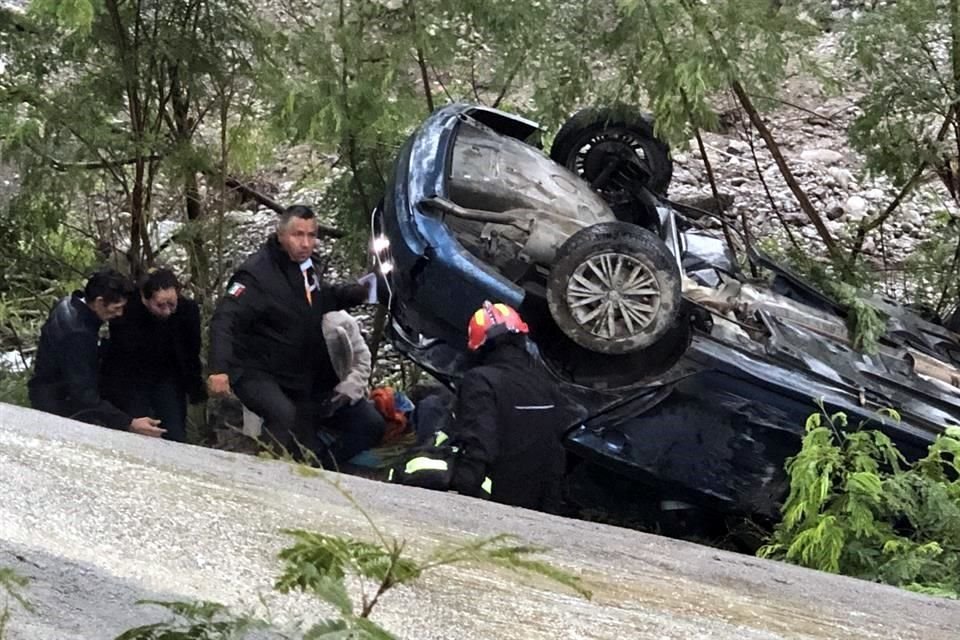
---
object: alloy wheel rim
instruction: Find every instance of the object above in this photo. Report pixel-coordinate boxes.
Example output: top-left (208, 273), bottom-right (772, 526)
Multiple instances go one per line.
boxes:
top-left (566, 252), bottom-right (661, 339)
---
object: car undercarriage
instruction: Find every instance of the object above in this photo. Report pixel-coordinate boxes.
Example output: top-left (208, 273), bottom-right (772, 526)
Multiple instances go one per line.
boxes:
top-left (372, 103), bottom-right (960, 527)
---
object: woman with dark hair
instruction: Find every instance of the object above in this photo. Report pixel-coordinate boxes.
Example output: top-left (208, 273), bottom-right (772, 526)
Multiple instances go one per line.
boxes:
top-left (101, 267), bottom-right (206, 442)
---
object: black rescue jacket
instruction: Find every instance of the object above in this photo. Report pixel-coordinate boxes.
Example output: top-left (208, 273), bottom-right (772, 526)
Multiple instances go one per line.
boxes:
top-left (209, 235), bottom-right (367, 391)
top-left (27, 293), bottom-right (131, 429)
top-left (101, 294), bottom-right (206, 403)
top-left (449, 339), bottom-right (576, 512)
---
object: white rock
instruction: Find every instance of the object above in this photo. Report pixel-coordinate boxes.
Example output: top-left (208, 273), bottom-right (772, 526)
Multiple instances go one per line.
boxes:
top-left (844, 195), bottom-right (869, 219)
top-left (673, 168), bottom-right (700, 186)
top-left (864, 188), bottom-right (885, 200)
top-left (762, 165), bottom-right (783, 183)
top-left (827, 167), bottom-right (854, 191)
top-left (800, 149), bottom-right (844, 165)
top-left (151, 220), bottom-right (180, 246)
top-left (902, 209), bottom-right (923, 228)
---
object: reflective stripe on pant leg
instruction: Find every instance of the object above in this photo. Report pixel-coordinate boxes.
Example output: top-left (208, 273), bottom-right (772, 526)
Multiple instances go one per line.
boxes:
top-left (405, 456), bottom-right (449, 475)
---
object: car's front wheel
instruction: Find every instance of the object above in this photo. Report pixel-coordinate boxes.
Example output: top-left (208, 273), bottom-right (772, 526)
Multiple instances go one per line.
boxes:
top-left (546, 222), bottom-right (682, 355)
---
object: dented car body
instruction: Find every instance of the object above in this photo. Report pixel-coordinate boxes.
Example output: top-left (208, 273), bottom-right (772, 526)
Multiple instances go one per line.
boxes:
top-left (373, 103), bottom-right (960, 520)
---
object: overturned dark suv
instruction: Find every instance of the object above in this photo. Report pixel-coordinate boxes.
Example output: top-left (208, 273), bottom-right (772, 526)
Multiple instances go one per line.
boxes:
top-left (372, 103), bottom-right (960, 524)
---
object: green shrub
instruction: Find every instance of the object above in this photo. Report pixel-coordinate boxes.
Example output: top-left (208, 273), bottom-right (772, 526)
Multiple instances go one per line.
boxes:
top-left (759, 409), bottom-right (960, 598)
top-left (0, 367), bottom-right (30, 407)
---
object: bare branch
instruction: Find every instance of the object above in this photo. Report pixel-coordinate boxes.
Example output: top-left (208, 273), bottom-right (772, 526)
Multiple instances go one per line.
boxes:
top-left (491, 55), bottom-right (526, 109)
top-left (45, 154), bottom-right (163, 172)
top-left (470, 58), bottom-right (483, 105)
top-left (415, 46), bottom-right (434, 113)
top-left (848, 111), bottom-right (955, 266)
top-left (740, 103), bottom-right (803, 254)
top-left (223, 177), bottom-right (346, 238)
top-left (428, 61), bottom-right (454, 103)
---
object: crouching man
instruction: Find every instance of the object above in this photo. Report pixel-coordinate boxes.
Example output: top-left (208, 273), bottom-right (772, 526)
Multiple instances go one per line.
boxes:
top-left (28, 269), bottom-right (165, 437)
top-left (395, 302), bottom-right (577, 512)
top-left (207, 205), bottom-right (384, 465)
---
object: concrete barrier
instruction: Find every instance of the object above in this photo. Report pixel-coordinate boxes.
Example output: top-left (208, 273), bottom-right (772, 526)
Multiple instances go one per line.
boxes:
top-left (1, 403), bottom-right (958, 639)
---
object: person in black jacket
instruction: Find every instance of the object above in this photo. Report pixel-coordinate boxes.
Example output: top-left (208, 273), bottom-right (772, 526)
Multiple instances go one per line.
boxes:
top-left (101, 268), bottom-right (206, 443)
top-left (397, 302), bottom-right (578, 512)
top-left (28, 269), bottom-right (165, 437)
top-left (208, 205), bottom-right (385, 464)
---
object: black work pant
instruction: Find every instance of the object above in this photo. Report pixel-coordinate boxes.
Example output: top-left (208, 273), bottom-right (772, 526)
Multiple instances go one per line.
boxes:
top-left (101, 378), bottom-right (188, 442)
top-left (234, 374), bottom-right (385, 467)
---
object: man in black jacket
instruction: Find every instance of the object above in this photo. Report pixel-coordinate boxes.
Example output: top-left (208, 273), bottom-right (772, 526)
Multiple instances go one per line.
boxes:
top-left (397, 302), bottom-right (578, 512)
top-left (101, 268), bottom-right (206, 443)
top-left (28, 269), bottom-right (165, 437)
top-left (208, 205), bottom-right (385, 464)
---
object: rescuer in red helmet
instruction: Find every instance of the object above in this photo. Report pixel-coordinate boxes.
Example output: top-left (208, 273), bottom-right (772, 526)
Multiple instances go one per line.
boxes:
top-left (396, 301), bottom-right (577, 512)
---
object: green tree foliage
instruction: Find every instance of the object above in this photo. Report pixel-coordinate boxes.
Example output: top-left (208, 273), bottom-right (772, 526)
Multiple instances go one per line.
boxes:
top-left (845, 0), bottom-right (958, 187)
top-left (841, 0), bottom-right (960, 300)
top-left (899, 209), bottom-right (960, 315)
top-left (612, 0), bottom-right (821, 142)
top-left (759, 409), bottom-right (960, 598)
top-left (0, 0), bottom-right (267, 283)
top-left (115, 601), bottom-right (271, 640)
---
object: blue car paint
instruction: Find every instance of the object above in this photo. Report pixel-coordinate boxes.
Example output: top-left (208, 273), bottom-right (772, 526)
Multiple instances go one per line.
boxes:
top-left (383, 105), bottom-right (528, 345)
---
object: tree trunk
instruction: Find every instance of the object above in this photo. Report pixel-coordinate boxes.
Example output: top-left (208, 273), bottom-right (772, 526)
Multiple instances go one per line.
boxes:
top-left (128, 159), bottom-right (146, 277)
top-left (169, 61), bottom-right (209, 290)
top-left (730, 82), bottom-right (842, 264)
top-left (106, 0), bottom-right (151, 276)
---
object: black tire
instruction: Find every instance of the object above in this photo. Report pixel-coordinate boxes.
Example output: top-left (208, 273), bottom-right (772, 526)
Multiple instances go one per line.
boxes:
top-left (546, 222), bottom-right (682, 355)
top-left (550, 106), bottom-right (673, 197)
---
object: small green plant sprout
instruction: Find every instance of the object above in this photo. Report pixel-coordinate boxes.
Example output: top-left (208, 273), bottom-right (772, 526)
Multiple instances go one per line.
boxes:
top-left (117, 449), bottom-right (592, 639)
top-left (0, 567), bottom-right (33, 640)
top-left (114, 601), bottom-right (272, 640)
top-left (759, 404), bottom-right (960, 599)
top-left (272, 454), bottom-right (592, 637)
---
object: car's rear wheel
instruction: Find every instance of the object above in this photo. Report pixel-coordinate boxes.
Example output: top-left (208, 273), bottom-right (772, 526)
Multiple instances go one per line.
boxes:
top-left (547, 222), bottom-right (682, 355)
top-left (551, 106), bottom-right (673, 197)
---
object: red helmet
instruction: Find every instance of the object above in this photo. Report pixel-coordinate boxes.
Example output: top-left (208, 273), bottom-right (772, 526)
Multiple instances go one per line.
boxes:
top-left (467, 301), bottom-right (529, 351)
